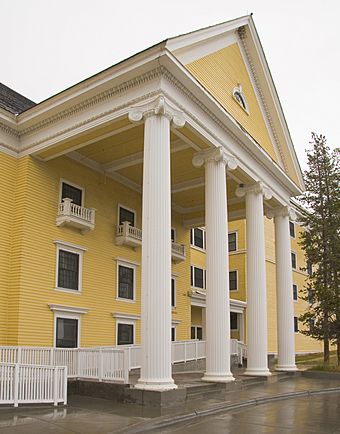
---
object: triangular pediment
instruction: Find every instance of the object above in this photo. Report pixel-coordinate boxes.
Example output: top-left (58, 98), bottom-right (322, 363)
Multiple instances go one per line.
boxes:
top-left (166, 16), bottom-right (304, 190)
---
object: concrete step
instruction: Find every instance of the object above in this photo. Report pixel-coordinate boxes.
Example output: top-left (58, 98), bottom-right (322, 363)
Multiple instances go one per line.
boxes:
top-left (186, 382), bottom-right (226, 398)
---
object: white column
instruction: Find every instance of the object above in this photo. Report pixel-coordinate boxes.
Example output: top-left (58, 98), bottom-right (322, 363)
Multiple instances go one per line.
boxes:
top-left (129, 96), bottom-right (185, 390)
top-left (236, 182), bottom-right (272, 376)
top-left (268, 206), bottom-right (298, 371)
top-left (193, 147), bottom-right (237, 383)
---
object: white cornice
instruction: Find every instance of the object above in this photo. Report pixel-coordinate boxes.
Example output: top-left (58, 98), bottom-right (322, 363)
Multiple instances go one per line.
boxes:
top-left (49, 304), bottom-right (89, 314)
top-left (0, 48), bottom-right (302, 200)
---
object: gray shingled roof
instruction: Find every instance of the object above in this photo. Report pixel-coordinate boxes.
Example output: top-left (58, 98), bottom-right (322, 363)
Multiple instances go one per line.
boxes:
top-left (0, 83), bottom-right (36, 114)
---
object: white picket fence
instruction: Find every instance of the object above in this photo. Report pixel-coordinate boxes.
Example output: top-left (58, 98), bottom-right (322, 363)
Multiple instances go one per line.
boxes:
top-left (0, 363), bottom-right (67, 407)
top-left (0, 340), bottom-right (246, 389)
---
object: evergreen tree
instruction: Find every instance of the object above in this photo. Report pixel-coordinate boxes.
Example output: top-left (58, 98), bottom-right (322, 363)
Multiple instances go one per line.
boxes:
top-left (298, 133), bottom-right (340, 365)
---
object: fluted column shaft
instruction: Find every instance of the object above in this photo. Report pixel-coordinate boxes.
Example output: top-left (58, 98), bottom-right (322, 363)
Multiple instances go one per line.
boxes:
top-left (193, 147), bottom-right (237, 383)
top-left (236, 182), bottom-right (272, 376)
top-left (273, 210), bottom-right (297, 371)
top-left (129, 96), bottom-right (185, 391)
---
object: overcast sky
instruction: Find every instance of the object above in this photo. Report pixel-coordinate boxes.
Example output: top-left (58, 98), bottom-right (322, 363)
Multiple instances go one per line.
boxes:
top-left (2, 0), bottom-right (339, 168)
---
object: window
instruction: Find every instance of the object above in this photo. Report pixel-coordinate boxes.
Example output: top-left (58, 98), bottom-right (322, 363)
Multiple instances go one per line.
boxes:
top-left (191, 228), bottom-right (205, 250)
top-left (117, 323), bottom-right (134, 345)
top-left (191, 326), bottom-right (203, 340)
top-left (291, 252), bottom-right (297, 269)
top-left (293, 284), bottom-right (298, 301)
top-left (289, 221), bottom-right (295, 238)
top-left (171, 228), bottom-right (176, 242)
top-left (229, 271), bottom-right (238, 291)
top-left (309, 318), bottom-right (315, 332)
top-left (230, 312), bottom-right (238, 330)
top-left (228, 232), bottom-right (237, 252)
top-left (119, 206), bottom-right (135, 226)
top-left (171, 278), bottom-right (176, 308)
top-left (171, 327), bottom-right (176, 342)
top-left (233, 84), bottom-right (248, 112)
top-left (58, 250), bottom-right (80, 291)
top-left (307, 261), bottom-right (313, 276)
top-left (117, 264), bottom-right (134, 301)
top-left (56, 318), bottom-right (78, 348)
top-left (294, 316), bottom-right (299, 333)
top-left (61, 182), bottom-right (83, 206)
top-left (191, 266), bottom-right (205, 289)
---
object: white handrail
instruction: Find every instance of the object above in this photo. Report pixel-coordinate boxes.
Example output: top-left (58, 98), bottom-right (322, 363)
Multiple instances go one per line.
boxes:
top-left (0, 340), bottom-right (247, 388)
top-left (0, 363), bottom-right (67, 407)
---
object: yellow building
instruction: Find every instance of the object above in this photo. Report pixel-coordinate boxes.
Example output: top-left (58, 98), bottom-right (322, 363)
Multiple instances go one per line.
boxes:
top-left (0, 15), bottom-right (321, 389)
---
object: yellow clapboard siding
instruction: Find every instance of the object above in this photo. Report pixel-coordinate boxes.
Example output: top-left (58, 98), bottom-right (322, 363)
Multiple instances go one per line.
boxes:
top-left (186, 43), bottom-right (278, 162)
top-left (0, 153), bottom-right (17, 343)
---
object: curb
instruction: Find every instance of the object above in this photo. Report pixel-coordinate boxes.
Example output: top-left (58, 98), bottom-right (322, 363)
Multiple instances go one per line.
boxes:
top-left (117, 386), bottom-right (340, 433)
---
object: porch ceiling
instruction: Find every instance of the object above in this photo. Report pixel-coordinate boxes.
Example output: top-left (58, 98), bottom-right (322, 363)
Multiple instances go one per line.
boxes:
top-left (39, 115), bottom-right (279, 221)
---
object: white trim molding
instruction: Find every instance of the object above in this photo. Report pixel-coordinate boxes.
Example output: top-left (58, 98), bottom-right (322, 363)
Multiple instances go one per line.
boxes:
top-left (49, 304), bottom-right (89, 315)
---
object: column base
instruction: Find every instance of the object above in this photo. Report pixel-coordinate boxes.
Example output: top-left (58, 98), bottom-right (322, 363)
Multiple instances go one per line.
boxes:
top-left (244, 369), bottom-right (272, 377)
top-left (275, 365), bottom-right (298, 372)
top-left (135, 378), bottom-right (177, 391)
top-left (202, 373), bottom-right (235, 383)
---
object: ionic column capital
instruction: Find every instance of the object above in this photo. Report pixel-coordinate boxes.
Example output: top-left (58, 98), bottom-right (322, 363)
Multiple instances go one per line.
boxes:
top-left (192, 146), bottom-right (238, 170)
top-left (128, 95), bottom-right (185, 128)
top-left (235, 181), bottom-right (272, 201)
top-left (266, 205), bottom-right (297, 221)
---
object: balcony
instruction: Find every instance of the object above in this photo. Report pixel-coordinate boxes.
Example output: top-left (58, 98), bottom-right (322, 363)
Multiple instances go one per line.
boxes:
top-left (116, 222), bottom-right (186, 262)
top-left (56, 198), bottom-right (96, 234)
top-left (116, 222), bottom-right (142, 248)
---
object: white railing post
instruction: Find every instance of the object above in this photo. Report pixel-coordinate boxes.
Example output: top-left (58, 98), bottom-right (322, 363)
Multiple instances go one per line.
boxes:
top-left (17, 347), bottom-right (22, 364)
top-left (53, 366), bottom-right (58, 406)
top-left (184, 342), bottom-right (187, 363)
top-left (195, 340), bottom-right (198, 360)
top-left (122, 221), bottom-right (130, 238)
top-left (63, 366), bottom-right (68, 406)
top-left (13, 364), bottom-right (19, 407)
top-left (90, 209), bottom-right (96, 225)
top-left (98, 348), bottom-right (103, 382)
top-left (123, 349), bottom-right (129, 384)
top-left (50, 348), bottom-right (54, 366)
top-left (62, 198), bottom-right (72, 215)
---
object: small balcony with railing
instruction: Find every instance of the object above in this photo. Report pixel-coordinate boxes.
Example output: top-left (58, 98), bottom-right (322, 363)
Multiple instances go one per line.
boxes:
top-left (56, 198), bottom-right (96, 234)
top-left (115, 222), bottom-right (186, 262)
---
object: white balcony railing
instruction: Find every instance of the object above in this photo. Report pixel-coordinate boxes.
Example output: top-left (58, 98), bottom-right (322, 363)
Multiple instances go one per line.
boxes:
top-left (116, 222), bottom-right (186, 261)
top-left (56, 198), bottom-right (95, 234)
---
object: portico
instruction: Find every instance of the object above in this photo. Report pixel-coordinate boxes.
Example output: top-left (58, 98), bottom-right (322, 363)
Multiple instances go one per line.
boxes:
top-left (0, 16), bottom-right (304, 391)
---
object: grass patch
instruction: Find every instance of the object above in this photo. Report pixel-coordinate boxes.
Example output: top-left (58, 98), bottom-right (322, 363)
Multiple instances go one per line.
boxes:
top-left (309, 365), bottom-right (340, 372)
top-left (296, 351), bottom-right (339, 371)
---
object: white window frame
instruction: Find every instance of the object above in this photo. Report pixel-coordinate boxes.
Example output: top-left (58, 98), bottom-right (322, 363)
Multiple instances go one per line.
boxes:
top-left (59, 178), bottom-right (85, 206)
top-left (191, 227), bottom-right (206, 251)
top-left (191, 265), bottom-right (206, 290)
top-left (171, 276), bottom-right (176, 308)
top-left (54, 313), bottom-right (81, 349)
top-left (291, 251), bottom-right (297, 270)
top-left (54, 241), bottom-right (86, 294)
top-left (229, 270), bottom-right (238, 292)
top-left (191, 325), bottom-right (203, 340)
top-left (232, 84), bottom-right (249, 114)
top-left (116, 319), bottom-right (135, 346)
top-left (289, 221), bottom-right (296, 239)
top-left (117, 204), bottom-right (137, 227)
top-left (293, 283), bottom-right (298, 302)
top-left (228, 231), bottom-right (238, 252)
top-left (116, 260), bottom-right (136, 303)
